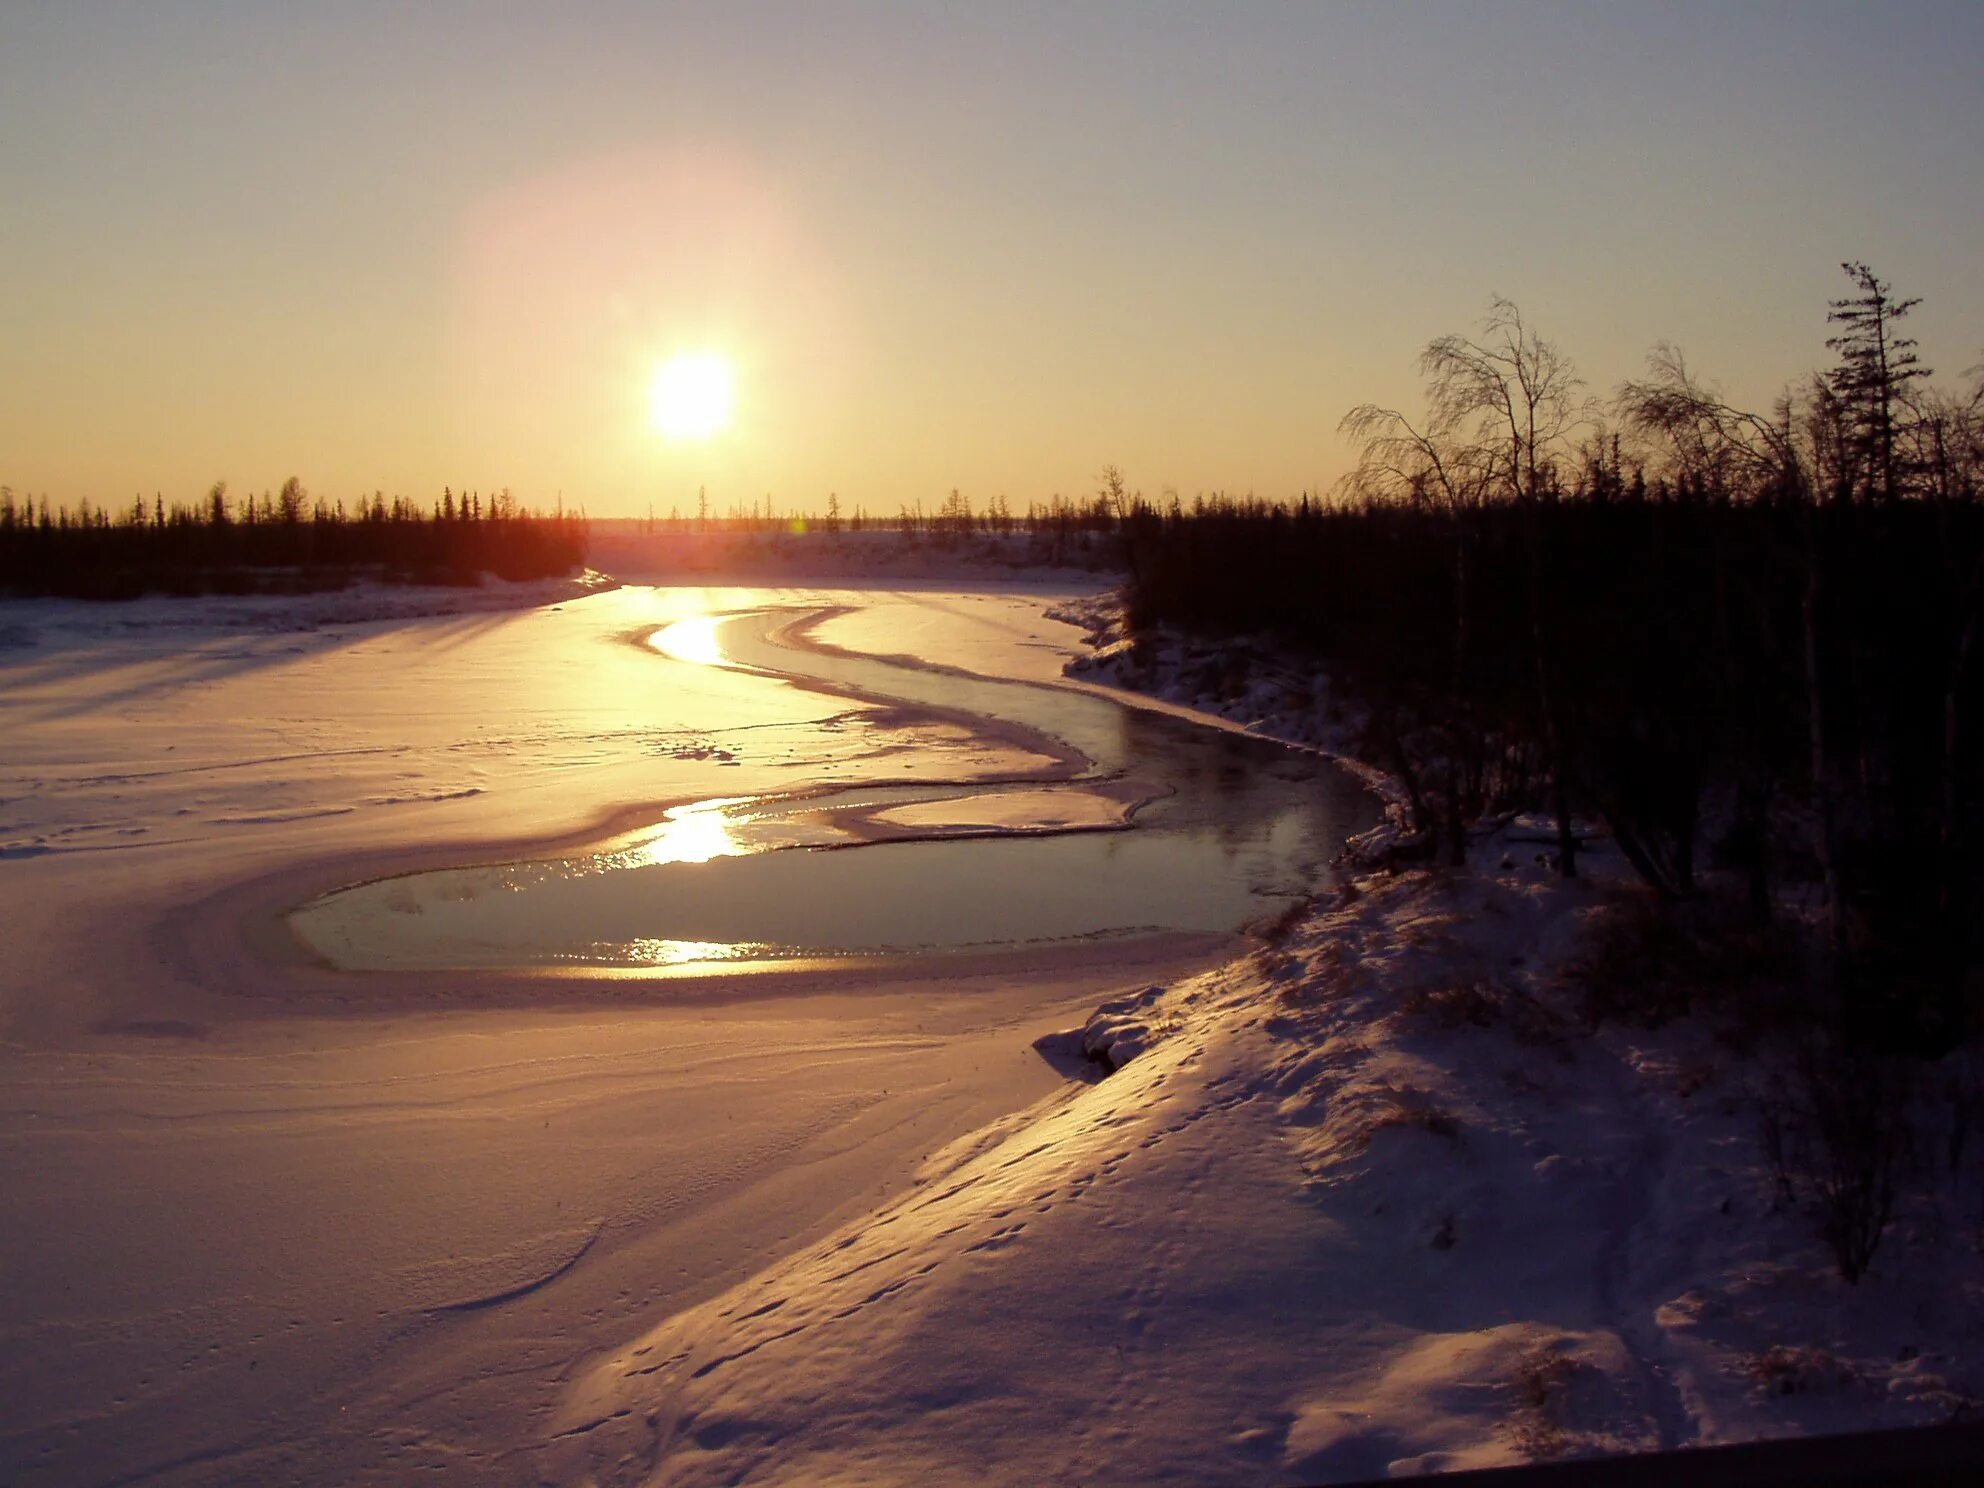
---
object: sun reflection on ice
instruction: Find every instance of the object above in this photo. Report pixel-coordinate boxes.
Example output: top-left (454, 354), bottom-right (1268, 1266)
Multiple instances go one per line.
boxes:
top-left (652, 615), bottom-right (727, 667)
top-left (615, 937), bottom-right (770, 967)
top-left (608, 798), bottom-right (748, 868)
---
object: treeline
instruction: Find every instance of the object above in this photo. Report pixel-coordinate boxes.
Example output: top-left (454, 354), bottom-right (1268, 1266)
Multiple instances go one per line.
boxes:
top-left (1122, 266), bottom-right (1984, 1054)
top-left (602, 486), bottom-right (1125, 574)
top-left (629, 485), bottom-right (1123, 544)
top-left (0, 480), bottom-right (587, 598)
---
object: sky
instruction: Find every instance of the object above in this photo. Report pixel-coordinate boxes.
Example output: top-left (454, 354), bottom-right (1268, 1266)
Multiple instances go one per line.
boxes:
top-left (3, 1), bottom-right (1981, 518)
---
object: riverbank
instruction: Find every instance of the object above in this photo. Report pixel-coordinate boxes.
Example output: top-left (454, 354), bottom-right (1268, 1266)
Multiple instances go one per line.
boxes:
top-left (548, 596), bottom-right (1984, 1484)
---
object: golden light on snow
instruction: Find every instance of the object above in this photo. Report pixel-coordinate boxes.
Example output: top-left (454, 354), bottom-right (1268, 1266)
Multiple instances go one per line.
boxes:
top-left (652, 614), bottom-right (727, 667)
top-left (648, 352), bottom-right (736, 441)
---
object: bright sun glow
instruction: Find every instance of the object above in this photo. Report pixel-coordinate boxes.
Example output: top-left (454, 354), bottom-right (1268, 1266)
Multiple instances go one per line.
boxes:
top-left (591, 799), bottom-right (749, 873)
top-left (629, 800), bottom-right (746, 866)
top-left (648, 352), bottom-right (736, 440)
top-left (652, 614), bottom-right (726, 666)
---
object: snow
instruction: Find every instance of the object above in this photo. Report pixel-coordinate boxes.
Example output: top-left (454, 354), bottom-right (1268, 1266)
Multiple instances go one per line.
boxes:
top-left (547, 864), bottom-right (1662, 1483)
top-left (547, 593), bottom-right (1984, 1485)
top-left (0, 578), bottom-right (1173, 1485)
top-left (5, 575), bottom-right (1980, 1485)
top-left (860, 783), bottom-right (1145, 837)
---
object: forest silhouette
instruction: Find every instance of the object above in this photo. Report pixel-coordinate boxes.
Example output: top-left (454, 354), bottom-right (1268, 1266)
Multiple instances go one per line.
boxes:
top-left (0, 481), bottom-right (585, 597)
top-left (1124, 267), bottom-right (1981, 1059)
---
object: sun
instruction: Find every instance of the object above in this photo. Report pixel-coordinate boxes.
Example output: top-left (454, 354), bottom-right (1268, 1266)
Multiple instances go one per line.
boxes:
top-left (648, 352), bottom-right (736, 441)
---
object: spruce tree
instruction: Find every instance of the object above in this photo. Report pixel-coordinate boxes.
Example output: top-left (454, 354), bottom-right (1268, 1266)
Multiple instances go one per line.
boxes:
top-left (1826, 262), bottom-right (1931, 502)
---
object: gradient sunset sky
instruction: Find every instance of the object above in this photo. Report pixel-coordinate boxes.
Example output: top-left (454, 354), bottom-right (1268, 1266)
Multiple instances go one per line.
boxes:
top-left (4, 2), bottom-right (1981, 517)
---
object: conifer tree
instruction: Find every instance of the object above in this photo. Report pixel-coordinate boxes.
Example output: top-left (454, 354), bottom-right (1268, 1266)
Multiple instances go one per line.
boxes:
top-left (1826, 262), bottom-right (1931, 503)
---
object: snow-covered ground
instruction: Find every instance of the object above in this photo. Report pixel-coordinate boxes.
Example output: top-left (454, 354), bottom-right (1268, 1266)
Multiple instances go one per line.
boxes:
top-left (6, 578), bottom-right (1980, 1486)
top-left (549, 596), bottom-right (1984, 1485)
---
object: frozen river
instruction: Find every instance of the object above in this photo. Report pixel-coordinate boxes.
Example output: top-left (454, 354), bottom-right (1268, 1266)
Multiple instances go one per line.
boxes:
top-left (290, 607), bottom-right (1374, 973)
top-left (0, 584), bottom-right (1371, 1486)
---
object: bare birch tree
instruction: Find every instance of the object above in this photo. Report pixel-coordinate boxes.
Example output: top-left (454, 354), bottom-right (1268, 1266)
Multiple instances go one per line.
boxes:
top-left (1341, 299), bottom-right (1594, 872)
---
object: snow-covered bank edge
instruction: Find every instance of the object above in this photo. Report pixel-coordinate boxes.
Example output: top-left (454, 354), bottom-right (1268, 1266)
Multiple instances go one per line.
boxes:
top-left (0, 570), bottom-right (619, 643)
top-left (1047, 590), bottom-right (1416, 865)
top-left (547, 590), bottom-right (1984, 1486)
top-left (1052, 596), bottom-right (1984, 1453)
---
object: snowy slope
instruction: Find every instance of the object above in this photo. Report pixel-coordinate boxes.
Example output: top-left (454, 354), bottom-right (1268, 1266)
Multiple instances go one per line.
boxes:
top-left (547, 597), bottom-right (1984, 1485)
